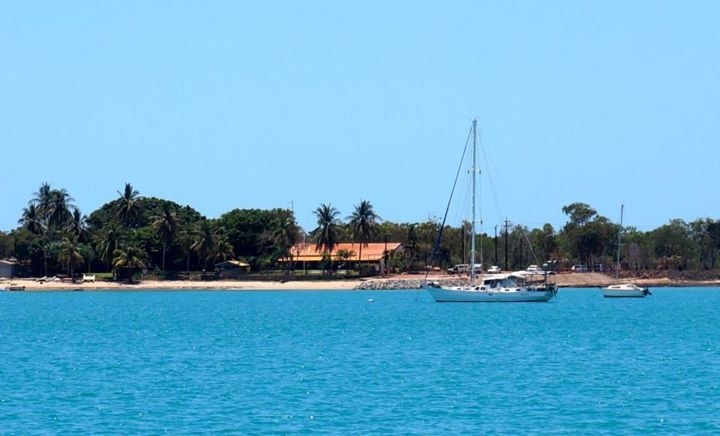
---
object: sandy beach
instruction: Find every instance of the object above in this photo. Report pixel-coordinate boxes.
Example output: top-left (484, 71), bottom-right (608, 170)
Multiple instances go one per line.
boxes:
top-left (1, 277), bottom-right (361, 291)
top-left (2, 272), bottom-right (718, 292)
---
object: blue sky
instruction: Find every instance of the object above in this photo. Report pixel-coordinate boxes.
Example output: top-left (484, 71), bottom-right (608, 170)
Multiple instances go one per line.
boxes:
top-left (1, 1), bottom-right (718, 234)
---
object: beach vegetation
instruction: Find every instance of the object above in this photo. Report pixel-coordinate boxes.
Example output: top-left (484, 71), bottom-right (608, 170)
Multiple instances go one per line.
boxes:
top-left (348, 199), bottom-right (380, 275)
top-left (112, 244), bottom-right (147, 284)
top-left (57, 234), bottom-right (84, 280)
top-left (151, 204), bottom-right (179, 273)
top-left (4, 182), bottom-right (720, 281)
top-left (311, 203), bottom-right (341, 274)
top-left (116, 183), bottom-right (142, 229)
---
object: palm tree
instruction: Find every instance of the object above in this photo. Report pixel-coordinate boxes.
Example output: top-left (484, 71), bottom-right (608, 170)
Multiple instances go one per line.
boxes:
top-left (19, 203), bottom-right (46, 235)
top-left (405, 224), bottom-right (420, 270)
top-left (312, 203), bottom-right (341, 273)
top-left (210, 233), bottom-right (235, 265)
top-left (177, 227), bottom-right (195, 274)
top-left (95, 223), bottom-right (123, 270)
top-left (116, 183), bottom-right (141, 228)
top-left (67, 209), bottom-right (89, 242)
top-left (31, 183), bottom-right (76, 232)
top-left (348, 200), bottom-right (380, 273)
top-left (151, 204), bottom-right (179, 272)
top-left (334, 248), bottom-right (356, 271)
top-left (112, 244), bottom-right (147, 284)
top-left (191, 220), bottom-right (216, 271)
top-left (32, 182), bottom-right (53, 217)
top-left (57, 234), bottom-right (84, 280)
top-left (19, 202), bottom-right (48, 276)
top-left (46, 188), bottom-right (76, 230)
top-left (271, 211), bottom-right (300, 271)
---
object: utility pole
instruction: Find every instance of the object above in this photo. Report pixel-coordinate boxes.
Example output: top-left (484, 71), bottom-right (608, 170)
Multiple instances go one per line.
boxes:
top-left (504, 218), bottom-right (510, 271)
top-left (494, 224), bottom-right (498, 266)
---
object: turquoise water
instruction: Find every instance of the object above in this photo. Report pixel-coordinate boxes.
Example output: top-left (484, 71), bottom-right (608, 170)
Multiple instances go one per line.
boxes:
top-left (1, 288), bottom-right (719, 434)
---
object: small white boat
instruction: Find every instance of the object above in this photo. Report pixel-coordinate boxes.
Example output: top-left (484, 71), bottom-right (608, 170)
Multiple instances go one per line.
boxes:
top-left (601, 205), bottom-right (650, 298)
top-left (601, 283), bottom-right (650, 298)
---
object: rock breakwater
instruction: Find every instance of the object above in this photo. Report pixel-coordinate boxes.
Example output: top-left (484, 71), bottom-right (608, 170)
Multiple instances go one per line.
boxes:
top-left (354, 278), bottom-right (470, 290)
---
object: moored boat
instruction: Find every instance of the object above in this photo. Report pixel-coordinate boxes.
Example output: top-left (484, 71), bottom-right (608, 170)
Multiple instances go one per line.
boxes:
top-left (601, 283), bottom-right (650, 298)
top-left (424, 119), bottom-right (557, 303)
top-left (601, 205), bottom-right (650, 298)
top-left (428, 272), bottom-right (556, 303)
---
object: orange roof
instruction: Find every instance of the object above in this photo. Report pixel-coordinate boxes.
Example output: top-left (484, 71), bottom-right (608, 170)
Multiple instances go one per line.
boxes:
top-left (286, 242), bottom-right (402, 262)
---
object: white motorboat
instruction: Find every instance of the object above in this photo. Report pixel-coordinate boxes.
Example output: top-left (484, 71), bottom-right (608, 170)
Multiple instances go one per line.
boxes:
top-left (601, 283), bottom-right (650, 298)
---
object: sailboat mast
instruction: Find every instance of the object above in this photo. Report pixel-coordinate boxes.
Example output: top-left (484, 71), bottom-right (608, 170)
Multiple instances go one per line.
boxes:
top-left (615, 204), bottom-right (624, 280)
top-left (470, 119), bottom-right (477, 283)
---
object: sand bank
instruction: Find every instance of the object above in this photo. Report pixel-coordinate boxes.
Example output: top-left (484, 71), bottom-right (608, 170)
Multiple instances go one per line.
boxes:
top-left (1, 277), bottom-right (361, 291)
top-left (2, 272), bottom-right (718, 292)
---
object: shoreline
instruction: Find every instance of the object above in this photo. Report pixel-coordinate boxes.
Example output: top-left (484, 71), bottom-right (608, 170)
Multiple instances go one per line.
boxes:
top-left (2, 272), bottom-right (720, 292)
top-left (0, 278), bottom-right (360, 292)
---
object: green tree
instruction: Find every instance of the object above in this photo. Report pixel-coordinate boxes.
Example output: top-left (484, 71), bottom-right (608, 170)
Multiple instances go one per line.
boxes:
top-left (404, 223), bottom-right (420, 269)
top-left (347, 200), bottom-right (380, 273)
top-left (560, 203), bottom-right (613, 267)
top-left (708, 220), bottom-right (720, 269)
top-left (652, 219), bottom-right (694, 270)
top-left (94, 223), bottom-right (123, 270)
top-left (112, 244), bottom-right (147, 283)
top-left (19, 202), bottom-right (49, 275)
top-left (116, 183), bottom-right (141, 228)
top-left (151, 204), bottom-right (179, 272)
top-left (191, 220), bottom-right (216, 271)
top-left (67, 209), bottom-right (89, 242)
top-left (561, 202), bottom-right (596, 227)
top-left (177, 227), bottom-right (196, 273)
top-left (32, 183), bottom-right (53, 222)
top-left (335, 248), bottom-right (356, 270)
top-left (210, 233), bottom-right (235, 266)
top-left (689, 218), bottom-right (717, 269)
top-left (312, 203), bottom-right (341, 273)
top-left (19, 203), bottom-right (46, 235)
top-left (46, 188), bottom-right (76, 230)
top-left (57, 234), bottom-right (84, 280)
top-left (30, 183), bottom-right (76, 232)
top-left (269, 210), bottom-right (301, 271)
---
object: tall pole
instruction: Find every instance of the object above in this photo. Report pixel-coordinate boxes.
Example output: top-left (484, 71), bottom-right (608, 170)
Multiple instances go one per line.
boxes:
top-left (384, 234), bottom-right (388, 276)
top-left (615, 204), bottom-right (624, 279)
top-left (504, 218), bottom-right (510, 271)
top-left (494, 224), bottom-right (498, 266)
top-left (470, 119), bottom-right (477, 283)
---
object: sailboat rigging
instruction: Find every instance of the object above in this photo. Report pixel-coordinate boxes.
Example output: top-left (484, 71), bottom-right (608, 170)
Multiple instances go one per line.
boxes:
top-left (425, 119), bottom-right (557, 303)
top-left (601, 204), bottom-right (650, 298)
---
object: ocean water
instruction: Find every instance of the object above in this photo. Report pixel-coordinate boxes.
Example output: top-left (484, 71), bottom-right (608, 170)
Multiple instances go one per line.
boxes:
top-left (1, 288), bottom-right (719, 434)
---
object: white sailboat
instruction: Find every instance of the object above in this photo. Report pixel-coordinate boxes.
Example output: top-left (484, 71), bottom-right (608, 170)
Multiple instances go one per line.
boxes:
top-left (601, 205), bottom-right (650, 298)
top-left (425, 119), bottom-right (557, 303)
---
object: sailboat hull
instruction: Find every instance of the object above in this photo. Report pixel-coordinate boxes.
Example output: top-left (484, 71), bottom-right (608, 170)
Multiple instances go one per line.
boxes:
top-left (427, 285), bottom-right (557, 303)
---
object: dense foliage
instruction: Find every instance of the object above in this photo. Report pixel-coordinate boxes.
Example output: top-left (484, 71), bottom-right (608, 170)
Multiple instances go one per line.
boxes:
top-left (2, 184), bottom-right (720, 279)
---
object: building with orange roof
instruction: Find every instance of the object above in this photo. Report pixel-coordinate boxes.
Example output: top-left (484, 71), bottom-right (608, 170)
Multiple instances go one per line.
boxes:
top-left (282, 242), bottom-right (403, 275)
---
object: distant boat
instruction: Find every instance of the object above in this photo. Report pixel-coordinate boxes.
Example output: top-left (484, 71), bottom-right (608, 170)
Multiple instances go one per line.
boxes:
top-left (601, 283), bottom-right (649, 298)
top-left (601, 205), bottom-right (650, 298)
top-left (425, 120), bottom-right (557, 303)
